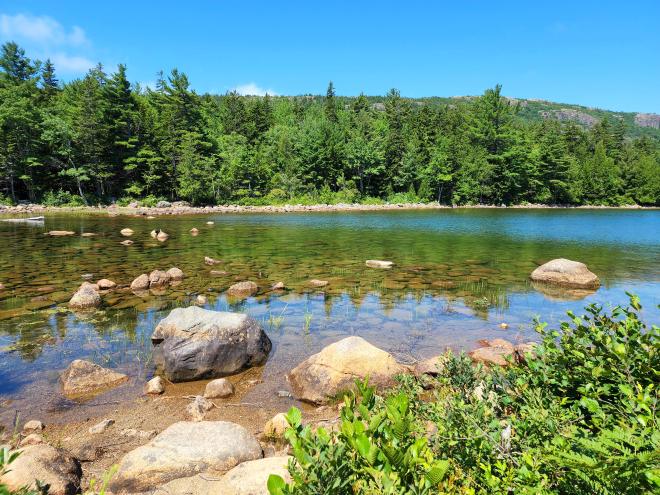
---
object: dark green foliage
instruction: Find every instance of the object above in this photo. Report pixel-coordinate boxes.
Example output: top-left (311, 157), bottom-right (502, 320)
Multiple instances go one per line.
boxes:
top-left (269, 296), bottom-right (659, 494)
top-left (1, 42), bottom-right (659, 206)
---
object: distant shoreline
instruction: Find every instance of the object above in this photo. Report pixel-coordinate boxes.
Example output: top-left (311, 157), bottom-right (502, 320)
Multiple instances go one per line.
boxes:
top-left (0, 202), bottom-right (657, 217)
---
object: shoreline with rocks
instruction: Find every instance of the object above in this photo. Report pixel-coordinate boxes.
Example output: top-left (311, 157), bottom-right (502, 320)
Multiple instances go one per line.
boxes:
top-left (0, 201), bottom-right (656, 218)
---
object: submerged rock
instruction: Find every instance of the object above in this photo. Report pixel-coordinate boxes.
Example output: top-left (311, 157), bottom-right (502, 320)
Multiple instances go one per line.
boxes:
top-left (366, 259), bottom-right (394, 269)
top-left (120, 228), bottom-right (134, 236)
top-left (309, 279), bottom-right (329, 288)
top-left (216, 456), bottom-right (292, 495)
top-left (0, 444), bottom-right (82, 495)
top-left (530, 258), bottom-right (600, 289)
top-left (68, 282), bottom-right (101, 309)
top-left (47, 230), bottom-right (76, 236)
top-left (288, 336), bottom-right (406, 404)
top-left (227, 281), bottom-right (258, 297)
top-left (96, 279), bottom-right (116, 290)
top-left (148, 269), bottom-right (171, 287)
top-left (205, 256), bottom-right (221, 265)
top-left (204, 378), bottom-right (234, 398)
top-left (109, 421), bottom-right (262, 493)
top-left (130, 273), bottom-right (150, 290)
top-left (166, 267), bottom-right (184, 280)
top-left (156, 230), bottom-right (169, 241)
top-left (120, 239), bottom-right (133, 246)
top-left (271, 281), bottom-right (286, 290)
top-left (152, 306), bottom-right (272, 382)
top-left (60, 359), bottom-right (128, 397)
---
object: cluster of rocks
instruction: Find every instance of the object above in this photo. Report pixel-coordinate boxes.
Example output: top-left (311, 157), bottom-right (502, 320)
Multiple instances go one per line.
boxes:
top-left (68, 277), bottom-right (118, 309)
top-left (130, 267), bottom-right (184, 291)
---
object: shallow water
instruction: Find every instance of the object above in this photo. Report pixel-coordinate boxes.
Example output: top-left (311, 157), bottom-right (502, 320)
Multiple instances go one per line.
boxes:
top-left (1, 209), bottom-right (659, 424)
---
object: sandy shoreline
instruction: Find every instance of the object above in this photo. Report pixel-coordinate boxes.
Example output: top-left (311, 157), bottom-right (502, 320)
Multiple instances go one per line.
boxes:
top-left (0, 202), bottom-right (655, 217)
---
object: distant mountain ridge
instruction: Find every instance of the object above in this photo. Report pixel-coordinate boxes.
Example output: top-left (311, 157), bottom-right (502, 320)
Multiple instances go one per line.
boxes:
top-left (304, 93), bottom-right (660, 140)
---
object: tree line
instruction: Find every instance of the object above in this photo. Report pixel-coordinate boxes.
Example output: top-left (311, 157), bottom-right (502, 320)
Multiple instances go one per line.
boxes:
top-left (1, 42), bottom-right (658, 206)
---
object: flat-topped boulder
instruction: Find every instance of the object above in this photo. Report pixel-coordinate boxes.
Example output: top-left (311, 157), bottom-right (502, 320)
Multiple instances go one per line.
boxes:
top-left (530, 258), bottom-right (600, 289)
top-left (152, 306), bottom-right (272, 382)
top-left (47, 230), bottom-right (75, 236)
top-left (108, 421), bottom-right (263, 493)
top-left (60, 359), bottom-right (128, 397)
top-left (288, 336), bottom-right (407, 404)
top-left (0, 444), bottom-right (82, 495)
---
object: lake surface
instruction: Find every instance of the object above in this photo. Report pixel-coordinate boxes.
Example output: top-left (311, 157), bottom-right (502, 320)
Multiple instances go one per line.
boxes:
top-left (1, 208), bottom-right (659, 424)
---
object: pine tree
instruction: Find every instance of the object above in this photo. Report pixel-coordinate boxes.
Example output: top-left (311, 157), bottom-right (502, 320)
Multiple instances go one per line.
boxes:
top-left (325, 81), bottom-right (337, 123)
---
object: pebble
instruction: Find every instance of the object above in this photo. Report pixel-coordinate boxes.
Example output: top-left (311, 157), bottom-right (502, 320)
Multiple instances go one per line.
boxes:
top-left (23, 420), bottom-right (45, 432)
top-left (277, 390), bottom-right (292, 398)
top-left (204, 378), bottom-right (234, 399)
top-left (89, 418), bottom-right (115, 434)
top-left (145, 376), bottom-right (165, 395)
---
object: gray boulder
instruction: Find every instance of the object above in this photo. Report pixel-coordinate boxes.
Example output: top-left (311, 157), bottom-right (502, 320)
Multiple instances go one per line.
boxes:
top-left (530, 258), bottom-right (600, 289)
top-left (152, 307), bottom-right (272, 382)
top-left (108, 421), bottom-right (262, 493)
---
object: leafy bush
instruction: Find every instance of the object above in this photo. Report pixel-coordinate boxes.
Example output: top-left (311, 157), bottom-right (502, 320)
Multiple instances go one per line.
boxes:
top-left (41, 190), bottom-right (85, 207)
top-left (0, 194), bottom-right (12, 206)
top-left (269, 296), bottom-right (659, 494)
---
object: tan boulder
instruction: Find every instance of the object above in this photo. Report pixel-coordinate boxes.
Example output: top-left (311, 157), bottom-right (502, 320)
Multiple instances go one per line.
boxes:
top-left (48, 230), bottom-right (76, 236)
top-left (167, 267), bottom-right (184, 280)
top-left (120, 239), bottom-right (133, 246)
top-left (108, 421), bottom-right (263, 493)
top-left (227, 281), bottom-right (258, 297)
top-left (530, 258), bottom-right (600, 289)
top-left (271, 281), bottom-right (286, 290)
top-left (190, 227), bottom-right (199, 235)
top-left (0, 444), bottom-right (81, 495)
top-left (157, 231), bottom-right (169, 241)
top-left (309, 279), bottom-right (329, 288)
top-left (145, 376), bottom-right (165, 395)
top-left (19, 433), bottom-right (44, 446)
top-left (23, 419), bottom-right (45, 433)
top-left (120, 228), bottom-right (134, 236)
top-left (204, 378), bottom-right (234, 399)
top-left (216, 456), bottom-right (292, 495)
top-left (469, 340), bottom-right (516, 367)
top-left (264, 413), bottom-right (289, 439)
top-left (130, 273), bottom-right (150, 290)
top-left (97, 279), bottom-right (116, 290)
top-left (205, 256), bottom-right (221, 265)
top-left (288, 336), bottom-right (406, 404)
top-left (60, 359), bottom-right (128, 397)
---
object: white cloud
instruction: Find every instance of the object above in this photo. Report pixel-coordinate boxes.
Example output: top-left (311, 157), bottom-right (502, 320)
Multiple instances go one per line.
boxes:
top-left (233, 82), bottom-right (278, 96)
top-left (0, 13), bottom-right (89, 46)
top-left (50, 52), bottom-right (94, 73)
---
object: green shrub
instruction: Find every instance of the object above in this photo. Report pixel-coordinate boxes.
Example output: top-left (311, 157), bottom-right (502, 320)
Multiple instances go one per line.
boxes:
top-left (41, 190), bottom-right (85, 207)
top-left (269, 296), bottom-right (660, 494)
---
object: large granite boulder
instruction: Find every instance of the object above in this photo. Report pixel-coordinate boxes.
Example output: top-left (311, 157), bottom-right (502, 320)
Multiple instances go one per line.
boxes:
top-left (108, 421), bottom-right (262, 493)
top-left (0, 444), bottom-right (82, 495)
top-left (60, 359), bottom-right (128, 397)
top-left (152, 307), bottom-right (272, 382)
top-left (530, 258), bottom-right (600, 289)
top-left (288, 336), bottom-right (407, 404)
top-left (216, 456), bottom-right (292, 495)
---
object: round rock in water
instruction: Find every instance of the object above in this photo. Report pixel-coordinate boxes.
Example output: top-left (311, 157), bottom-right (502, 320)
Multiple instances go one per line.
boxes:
top-left (530, 258), bottom-right (600, 289)
top-left (108, 421), bottom-right (263, 493)
top-left (226, 281), bottom-right (258, 297)
top-left (130, 273), bottom-right (150, 290)
top-left (151, 306), bottom-right (272, 382)
top-left (68, 283), bottom-right (101, 309)
top-left (60, 359), bottom-right (128, 397)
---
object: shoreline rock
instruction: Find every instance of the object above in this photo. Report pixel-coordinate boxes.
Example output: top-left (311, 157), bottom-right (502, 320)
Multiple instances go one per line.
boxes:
top-left (108, 421), bottom-right (263, 493)
top-left (288, 336), bottom-right (406, 404)
top-left (152, 306), bottom-right (272, 382)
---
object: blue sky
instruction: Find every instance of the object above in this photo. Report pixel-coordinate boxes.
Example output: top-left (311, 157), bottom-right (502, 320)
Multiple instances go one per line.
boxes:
top-left (1, 1), bottom-right (658, 112)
